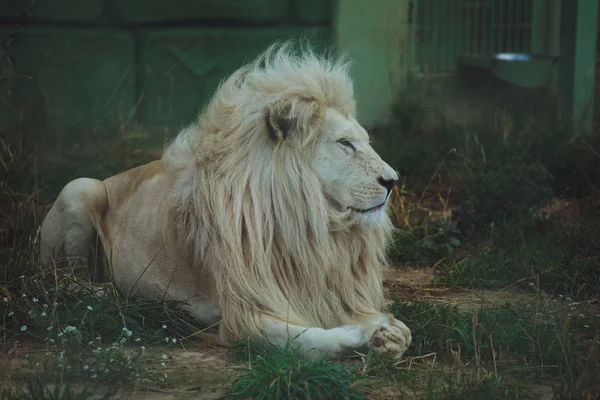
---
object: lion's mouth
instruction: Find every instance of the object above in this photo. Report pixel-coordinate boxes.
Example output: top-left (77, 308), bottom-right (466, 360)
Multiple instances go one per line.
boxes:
top-left (350, 202), bottom-right (386, 213)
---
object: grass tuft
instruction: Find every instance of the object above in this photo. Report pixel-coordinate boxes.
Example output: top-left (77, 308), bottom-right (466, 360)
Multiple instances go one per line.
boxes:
top-left (223, 340), bottom-right (364, 400)
top-left (1, 376), bottom-right (117, 400)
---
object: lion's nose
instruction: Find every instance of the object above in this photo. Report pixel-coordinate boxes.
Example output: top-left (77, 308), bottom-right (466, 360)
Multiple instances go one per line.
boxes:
top-left (377, 176), bottom-right (398, 194)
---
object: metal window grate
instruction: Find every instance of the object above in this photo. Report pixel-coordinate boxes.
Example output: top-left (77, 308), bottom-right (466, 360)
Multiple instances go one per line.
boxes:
top-left (408, 0), bottom-right (546, 73)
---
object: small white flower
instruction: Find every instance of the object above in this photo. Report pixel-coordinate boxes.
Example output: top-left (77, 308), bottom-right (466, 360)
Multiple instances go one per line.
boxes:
top-left (43, 304), bottom-right (48, 308)
top-left (126, 330), bottom-right (133, 337)
top-left (584, 325), bottom-right (590, 328)
top-left (161, 362), bottom-right (166, 367)
top-left (2, 297), bottom-right (7, 303)
top-left (161, 354), bottom-right (168, 360)
top-left (164, 337), bottom-right (169, 343)
top-left (83, 365), bottom-right (89, 370)
top-left (134, 338), bottom-right (141, 343)
top-left (91, 374), bottom-right (97, 379)
top-left (162, 324), bottom-right (167, 329)
top-left (47, 326), bottom-right (53, 331)
top-left (8, 312), bottom-right (14, 317)
top-left (32, 298), bottom-right (38, 303)
top-left (566, 297), bottom-right (572, 302)
top-left (58, 351), bottom-right (64, 361)
top-left (141, 346), bottom-right (146, 351)
top-left (21, 293), bottom-right (26, 298)
top-left (20, 325), bottom-right (27, 332)
top-left (35, 363), bottom-right (40, 367)
top-left (49, 339), bottom-right (55, 344)
top-left (172, 338), bottom-right (177, 344)
top-left (20, 275), bottom-right (24, 279)
top-left (87, 306), bottom-right (93, 311)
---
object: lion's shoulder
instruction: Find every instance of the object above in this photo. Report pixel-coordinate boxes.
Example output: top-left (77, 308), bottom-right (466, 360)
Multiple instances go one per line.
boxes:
top-left (104, 160), bottom-right (165, 205)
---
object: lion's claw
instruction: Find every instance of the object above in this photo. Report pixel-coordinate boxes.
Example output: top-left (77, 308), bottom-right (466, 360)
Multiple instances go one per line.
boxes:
top-left (368, 319), bottom-right (411, 358)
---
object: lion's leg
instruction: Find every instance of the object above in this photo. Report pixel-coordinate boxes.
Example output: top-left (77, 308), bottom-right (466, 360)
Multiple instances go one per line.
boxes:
top-left (40, 178), bottom-right (108, 282)
top-left (187, 297), bottom-right (222, 326)
top-left (256, 313), bottom-right (412, 360)
top-left (257, 315), bottom-right (371, 359)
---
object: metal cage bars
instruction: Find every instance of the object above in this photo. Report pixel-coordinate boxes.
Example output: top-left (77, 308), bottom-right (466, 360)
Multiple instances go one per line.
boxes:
top-left (408, 0), bottom-right (546, 73)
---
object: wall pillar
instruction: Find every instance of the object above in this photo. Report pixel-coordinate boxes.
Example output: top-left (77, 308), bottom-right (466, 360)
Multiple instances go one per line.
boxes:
top-left (558, 0), bottom-right (598, 132)
top-left (333, 0), bottom-right (410, 128)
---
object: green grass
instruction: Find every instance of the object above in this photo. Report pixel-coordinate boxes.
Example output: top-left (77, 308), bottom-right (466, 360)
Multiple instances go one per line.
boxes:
top-left (388, 297), bottom-right (600, 398)
top-left (0, 253), bottom-right (206, 393)
top-left (423, 373), bottom-right (533, 400)
top-left (221, 296), bottom-right (599, 399)
top-left (1, 246), bottom-right (203, 346)
top-left (389, 218), bottom-right (462, 267)
top-left (363, 358), bottom-right (533, 400)
top-left (1, 376), bottom-right (118, 400)
top-left (223, 340), bottom-right (365, 400)
top-left (390, 299), bottom-right (563, 370)
top-left (437, 218), bottom-right (600, 297)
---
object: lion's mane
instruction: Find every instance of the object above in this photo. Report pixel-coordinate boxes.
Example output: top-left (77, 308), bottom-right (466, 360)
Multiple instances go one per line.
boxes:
top-left (161, 42), bottom-right (394, 343)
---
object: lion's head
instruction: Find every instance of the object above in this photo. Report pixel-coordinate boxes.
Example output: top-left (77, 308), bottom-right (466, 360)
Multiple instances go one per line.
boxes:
top-left (310, 109), bottom-right (399, 228)
top-left (186, 41), bottom-right (398, 230)
top-left (162, 41), bottom-right (396, 339)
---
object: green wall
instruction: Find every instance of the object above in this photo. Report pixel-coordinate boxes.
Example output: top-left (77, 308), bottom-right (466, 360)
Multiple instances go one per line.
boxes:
top-left (0, 0), bottom-right (331, 147)
top-left (558, 0), bottom-right (598, 132)
top-left (333, 0), bottom-right (410, 128)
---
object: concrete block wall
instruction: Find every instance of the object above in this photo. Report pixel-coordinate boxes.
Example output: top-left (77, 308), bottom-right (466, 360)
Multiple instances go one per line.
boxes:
top-left (0, 0), bottom-right (332, 146)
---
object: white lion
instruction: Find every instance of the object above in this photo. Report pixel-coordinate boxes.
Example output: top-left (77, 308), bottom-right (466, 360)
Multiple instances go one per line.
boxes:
top-left (40, 42), bottom-right (411, 359)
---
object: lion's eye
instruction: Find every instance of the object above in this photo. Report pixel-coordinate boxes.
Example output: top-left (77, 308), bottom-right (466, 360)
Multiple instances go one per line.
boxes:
top-left (337, 139), bottom-right (356, 151)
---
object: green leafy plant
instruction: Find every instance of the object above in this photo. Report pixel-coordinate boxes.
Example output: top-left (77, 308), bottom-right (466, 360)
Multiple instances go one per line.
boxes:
top-left (389, 219), bottom-right (461, 267)
top-left (421, 219), bottom-right (462, 255)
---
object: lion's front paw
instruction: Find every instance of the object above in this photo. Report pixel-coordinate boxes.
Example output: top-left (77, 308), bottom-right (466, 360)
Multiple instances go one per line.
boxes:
top-left (368, 318), bottom-right (411, 358)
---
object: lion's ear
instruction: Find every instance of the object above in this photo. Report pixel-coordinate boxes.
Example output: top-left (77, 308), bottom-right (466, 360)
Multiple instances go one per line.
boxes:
top-left (265, 98), bottom-right (322, 144)
top-left (266, 108), bottom-right (296, 143)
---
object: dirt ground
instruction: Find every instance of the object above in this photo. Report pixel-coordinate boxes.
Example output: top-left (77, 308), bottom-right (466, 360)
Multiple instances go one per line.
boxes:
top-left (382, 267), bottom-right (542, 312)
top-left (1, 340), bottom-right (236, 399)
top-left (1, 267), bottom-right (550, 399)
